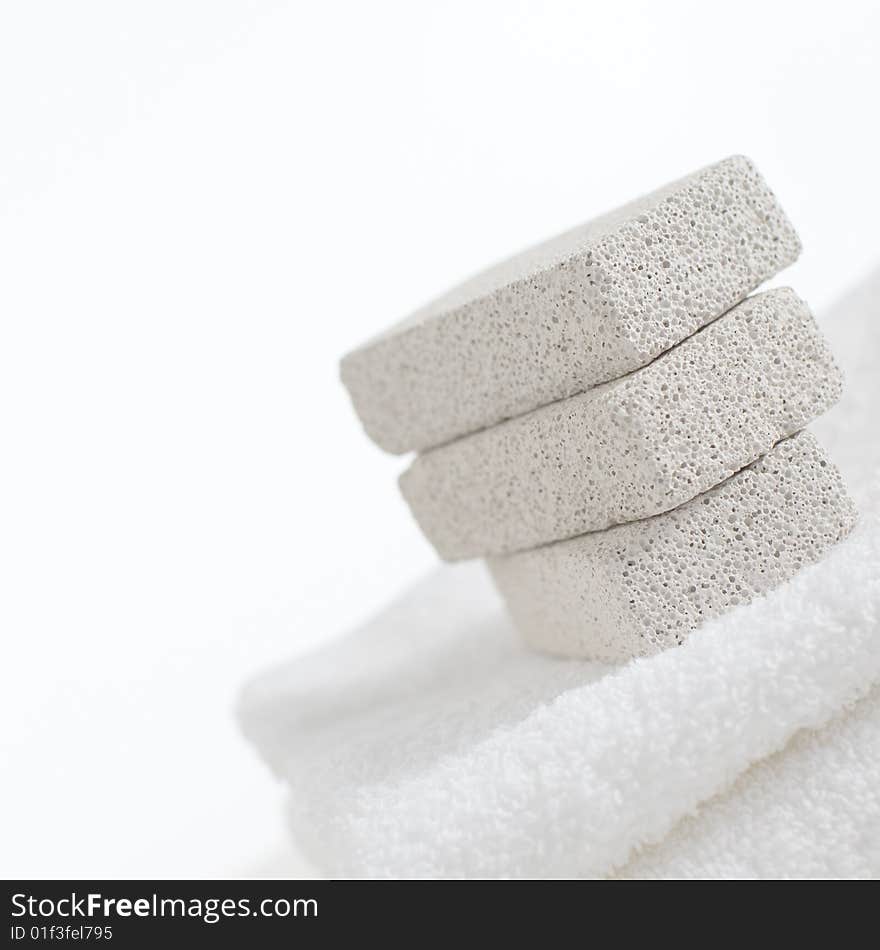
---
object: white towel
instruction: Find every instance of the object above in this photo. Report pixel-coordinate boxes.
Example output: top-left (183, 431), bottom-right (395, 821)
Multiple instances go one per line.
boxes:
top-left (239, 267), bottom-right (880, 879)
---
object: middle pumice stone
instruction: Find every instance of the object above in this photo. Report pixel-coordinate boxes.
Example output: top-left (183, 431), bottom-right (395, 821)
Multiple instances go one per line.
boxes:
top-left (399, 288), bottom-right (843, 561)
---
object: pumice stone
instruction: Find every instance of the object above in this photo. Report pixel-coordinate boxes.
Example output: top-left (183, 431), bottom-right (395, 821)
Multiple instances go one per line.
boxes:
top-left (400, 288), bottom-right (842, 560)
top-left (488, 430), bottom-right (858, 662)
top-left (341, 155), bottom-right (801, 454)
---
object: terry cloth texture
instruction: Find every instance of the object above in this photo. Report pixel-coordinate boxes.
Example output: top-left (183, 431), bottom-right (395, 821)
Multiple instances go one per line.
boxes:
top-left (240, 266), bottom-right (880, 878)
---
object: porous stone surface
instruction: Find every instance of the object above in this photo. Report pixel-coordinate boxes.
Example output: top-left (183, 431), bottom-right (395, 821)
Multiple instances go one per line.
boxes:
top-left (400, 288), bottom-right (842, 560)
top-left (341, 155), bottom-right (802, 454)
top-left (488, 431), bottom-right (857, 662)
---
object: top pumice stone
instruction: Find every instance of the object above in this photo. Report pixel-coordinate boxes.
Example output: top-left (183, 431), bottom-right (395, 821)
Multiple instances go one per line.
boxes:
top-left (340, 155), bottom-right (801, 454)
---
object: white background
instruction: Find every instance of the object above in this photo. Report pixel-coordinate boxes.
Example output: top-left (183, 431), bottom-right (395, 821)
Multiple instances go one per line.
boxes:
top-left (1, 1), bottom-right (878, 877)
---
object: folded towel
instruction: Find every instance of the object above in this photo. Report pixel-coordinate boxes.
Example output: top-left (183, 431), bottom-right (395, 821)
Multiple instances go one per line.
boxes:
top-left (618, 685), bottom-right (880, 878)
top-left (239, 266), bottom-right (880, 879)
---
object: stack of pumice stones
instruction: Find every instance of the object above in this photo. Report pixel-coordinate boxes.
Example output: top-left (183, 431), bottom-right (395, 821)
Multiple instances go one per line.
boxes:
top-left (341, 156), bottom-right (857, 662)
